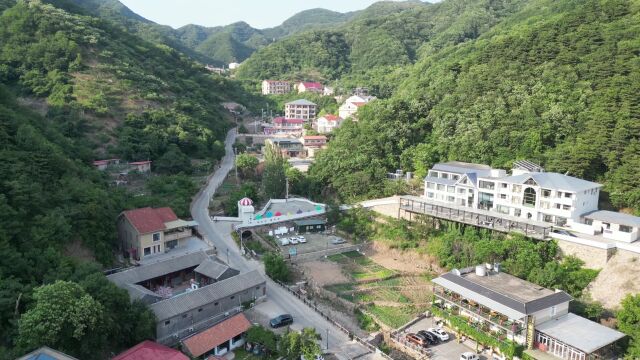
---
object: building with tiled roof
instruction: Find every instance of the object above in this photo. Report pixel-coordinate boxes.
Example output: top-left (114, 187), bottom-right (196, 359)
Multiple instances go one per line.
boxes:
top-left (316, 114), bottom-right (343, 133)
top-left (182, 313), bottom-right (252, 358)
top-left (296, 81), bottom-right (323, 94)
top-left (285, 99), bottom-right (317, 120)
top-left (17, 347), bottom-right (78, 360)
top-left (339, 95), bottom-right (376, 120)
top-left (112, 340), bottom-right (189, 360)
top-left (117, 207), bottom-right (198, 260)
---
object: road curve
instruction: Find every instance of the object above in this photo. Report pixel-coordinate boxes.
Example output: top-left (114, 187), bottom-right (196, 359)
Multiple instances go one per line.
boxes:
top-left (191, 129), bottom-right (375, 360)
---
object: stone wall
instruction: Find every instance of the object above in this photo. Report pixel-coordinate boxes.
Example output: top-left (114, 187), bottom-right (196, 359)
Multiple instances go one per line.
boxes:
top-left (556, 239), bottom-right (614, 269)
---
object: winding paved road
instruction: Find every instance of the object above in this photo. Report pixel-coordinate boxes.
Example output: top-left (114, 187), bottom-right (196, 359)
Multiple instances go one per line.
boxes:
top-left (191, 129), bottom-right (377, 360)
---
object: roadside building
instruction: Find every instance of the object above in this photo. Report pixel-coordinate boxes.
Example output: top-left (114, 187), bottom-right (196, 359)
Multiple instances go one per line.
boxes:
top-left (301, 135), bottom-right (327, 157)
top-left (296, 81), bottom-right (323, 94)
top-left (17, 347), bottom-right (78, 360)
top-left (316, 114), bottom-right (343, 133)
top-left (182, 313), bottom-right (252, 358)
top-left (93, 160), bottom-right (109, 171)
top-left (294, 219), bottom-right (326, 233)
top-left (130, 160), bottom-right (152, 173)
top-left (228, 62), bottom-right (240, 70)
top-left (107, 252), bottom-right (265, 345)
top-left (285, 99), bottom-right (317, 120)
top-left (432, 264), bottom-right (625, 360)
top-left (117, 207), bottom-right (198, 260)
top-left (262, 80), bottom-right (291, 95)
top-left (271, 117), bottom-right (304, 135)
top-left (265, 138), bottom-right (304, 158)
top-left (112, 340), bottom-right (189, 360)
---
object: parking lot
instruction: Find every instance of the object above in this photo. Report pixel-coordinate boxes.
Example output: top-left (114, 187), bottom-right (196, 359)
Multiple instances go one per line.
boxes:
top-left (400, 317), bottom-right (489, 360)
top-left (274, 232), bottom-right (351, 255)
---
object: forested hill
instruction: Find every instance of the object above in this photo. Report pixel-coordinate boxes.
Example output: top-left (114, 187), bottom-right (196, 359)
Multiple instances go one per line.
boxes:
top-left (0, 0), bottom-right (259, 162)
top-left (310, 0), bottom-right (640, 214)
top-left (236, 0), bottom-right (527, 96)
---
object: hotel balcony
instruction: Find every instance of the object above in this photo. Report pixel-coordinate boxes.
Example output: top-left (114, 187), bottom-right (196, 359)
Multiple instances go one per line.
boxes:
top-left (433, 287), bottom-right (526, 342)
top-left (164, 229), bottom-right (193, 242)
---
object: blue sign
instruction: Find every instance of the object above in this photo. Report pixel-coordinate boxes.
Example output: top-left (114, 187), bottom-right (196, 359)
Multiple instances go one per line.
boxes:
top-left (289, 247), bottom-right (297, 256)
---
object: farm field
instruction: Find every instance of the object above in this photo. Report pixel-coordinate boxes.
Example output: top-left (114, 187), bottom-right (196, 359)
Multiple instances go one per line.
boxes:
top-left (323, 251), bottom-right (432, 329)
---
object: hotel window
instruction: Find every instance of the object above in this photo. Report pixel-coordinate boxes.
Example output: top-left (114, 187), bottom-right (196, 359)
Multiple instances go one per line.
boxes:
top-left (427, 192), bottom-right (434, 198)
top-left (540, 201), bottom-right (550, 209)
top-left (496, 205), bottom-right (510, 214)
top-left (452, 175), bottom-right (460, 180)
top-left (564, 192), bottom-right (572, 198)
top-left (479, 181), bottom-right (495, 190)
top-left (523, 187), bottom-right (537, 207)
top-left (501, 183), bottom-right (508, 189)
top-left (441, 173), bottom-right (449, 179)
top-left (458, 188), bottom-right (466, 194)
top-left (555, 203), bottom-right (562, 209)
top-left (542, 189), bottom-right (551, 198)
top-left (584, 219), bottom-right (593, 225)
top-left (437, 184), bottom-right (445, 191)
top-left (428, 171), bottom-right (439, 178)
top-left (513, 185), bottom-right (522, 193)
top-left (143, 247), bottom-right (151, 256)
top-left (499, 194), bottom-right (507, 200)
top-left (511, 196), bottom-right (522, 205)
top-left (426, 182), bottom-right (435, 189)
top-left (153, 233), bottom-right (160, 242)
top-left (447, 196), bottom-right (455, 202)
top-left (620, 225), bottom-right (632, 233)
top-left (447, 186), bottom-right (455, 193)
top-left (164, 320), bottom-right (170, 326)
top-left (543, 214), bottom-right (553, 222)
top-left (551, 306), bottom-right (557, 316)
top-left (562, 205), bottom-right (571, 211)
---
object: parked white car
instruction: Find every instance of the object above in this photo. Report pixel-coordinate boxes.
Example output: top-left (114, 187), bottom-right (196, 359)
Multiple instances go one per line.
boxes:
top-left (290, 237), bottom-right (299, 245)
top-left (298, 236), bottom-right (307, 243)
top-left (428, 327), bottom-right (449, 341)
top-left (331, 237), bottom-right (346, 244)
top-left (279, 238), bottom-right (290, 246)
top-left (460, 352), bottom-right (479, 360)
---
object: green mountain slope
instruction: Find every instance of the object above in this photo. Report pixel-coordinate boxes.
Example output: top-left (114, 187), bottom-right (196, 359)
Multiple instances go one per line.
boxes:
top-left (0, 0), bottom-right (262, 162)
top-left (261, 8), bottom-right (356, 39)
top-left (310, 0), bottom-right (640, 213)
top-left (236, 0), bottom-right (526, 93)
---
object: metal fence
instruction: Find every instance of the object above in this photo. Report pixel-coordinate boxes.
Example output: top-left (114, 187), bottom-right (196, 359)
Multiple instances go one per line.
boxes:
top-left (273, 280), bottom-right (394, 360)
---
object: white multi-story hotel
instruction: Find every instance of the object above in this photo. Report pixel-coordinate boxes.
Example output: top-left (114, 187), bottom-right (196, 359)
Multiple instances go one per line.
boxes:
top-left (285, 99), bottom-right (317, 120)
top-left (261, 80), bottom-right (291, 95)
top-left (420, 160), bottom-right (640, 242)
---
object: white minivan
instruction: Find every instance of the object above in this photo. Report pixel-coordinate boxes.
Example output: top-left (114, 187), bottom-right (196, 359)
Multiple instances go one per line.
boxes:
top-left (460, 352), bottom-right (479, 360)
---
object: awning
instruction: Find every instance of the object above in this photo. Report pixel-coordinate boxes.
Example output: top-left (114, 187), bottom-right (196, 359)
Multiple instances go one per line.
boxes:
top-left (182, 314), bottom-right (251, 357)
top-left (535, 313), bottom-right (625, 354)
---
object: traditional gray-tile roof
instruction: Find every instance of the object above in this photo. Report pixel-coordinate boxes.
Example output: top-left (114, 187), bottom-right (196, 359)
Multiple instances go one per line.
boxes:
top-left (151, 270), bottom-right (265, 321)
top-left (535, 313), bottom-right (625, 353)
top-left (17, 346), bottom-right (79, 360)
top-left (286, 99), bottom-right (317, 106)
top-left (432, 162), bottom-right (495, 178)
top-left (125, 284), bottom-right (163, 304)
top-left (583, 210), bottom-right (640, 228)
top-left (194, 259), bottom-right (230, 280)
top-left (501, 172), bottom-right (601, 192)
top-left (107, 251), bottom-right (210, 287)
top-left (432, 268), bottom-right (572, 320)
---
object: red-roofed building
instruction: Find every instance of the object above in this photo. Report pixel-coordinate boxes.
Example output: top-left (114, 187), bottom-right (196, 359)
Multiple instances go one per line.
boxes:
top-left (130, 160), bottom-right (152, 173)
top-left (339, 95), bottom-right (377, 120)
top-left (296, 81), bottom-right (323, 94)
top-left (315, 114), bottom-right (344, 133)
top-left (268, 117), bottom-right (304, 135)
top-left (301, 135), bottom-right (327, 158)
top-left (112, 340), bottom-right (189, 360)
top-left (117, 207), bottom-right (198, 260)
top-left (182, 314), bottom-right (251, 358)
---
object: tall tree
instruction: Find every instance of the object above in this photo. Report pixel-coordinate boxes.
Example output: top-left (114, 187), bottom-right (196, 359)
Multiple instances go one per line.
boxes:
top-left (262, 142), bottom-right (286, 199)
top-left (617, 294), bottom-right (640, 358)
top-left (236, 153), bottom-right (259, 179)
top-left (16, 281), bottom-right (103, 358)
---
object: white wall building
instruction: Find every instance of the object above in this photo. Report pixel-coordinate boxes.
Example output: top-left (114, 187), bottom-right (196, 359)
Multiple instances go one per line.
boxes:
top-left (261, 80), bottom-right (291, 95)
top-left (338, 95), bottom-right (376, 119)
top-left (423, 161), bottom-right (602, 229)
top-left (316, 114), bottom-right (343, 133)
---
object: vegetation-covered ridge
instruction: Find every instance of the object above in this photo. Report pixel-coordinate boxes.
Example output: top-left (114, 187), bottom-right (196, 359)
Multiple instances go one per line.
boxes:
top-left (310, 0), bottom-right (640, 213)
top-left (0, 0), bottom-right (262, 162)
top-left (0, 85), bottom-right (155, 359)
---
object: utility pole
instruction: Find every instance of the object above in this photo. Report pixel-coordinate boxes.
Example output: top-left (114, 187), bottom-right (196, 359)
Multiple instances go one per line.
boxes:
top-left (234, 147), bottom-right (238, 182)
top-left (285, 177), bottom-right (289, 200)
top-left (226, 248), bottom-right (230, 264)
top-left (326, 328), bottom-right (329, 350)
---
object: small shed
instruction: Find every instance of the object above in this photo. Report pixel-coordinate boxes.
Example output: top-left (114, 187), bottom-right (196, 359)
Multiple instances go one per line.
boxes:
top-left (294, 219), bottom-right (326, 233)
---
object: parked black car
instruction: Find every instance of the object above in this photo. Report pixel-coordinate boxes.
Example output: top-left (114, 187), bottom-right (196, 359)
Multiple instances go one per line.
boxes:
top-left (418, 330), bottom-right (439, 344)
top-left (270, 314), bottom-right (293, 328)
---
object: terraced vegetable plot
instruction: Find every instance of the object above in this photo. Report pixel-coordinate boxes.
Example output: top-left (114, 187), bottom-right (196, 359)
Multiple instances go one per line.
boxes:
top-left (325, 251), bottom-right (432, 329)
